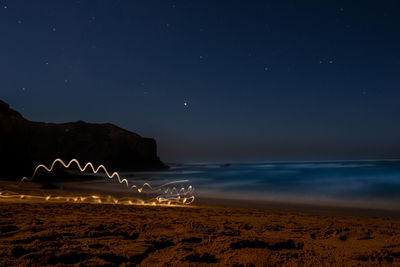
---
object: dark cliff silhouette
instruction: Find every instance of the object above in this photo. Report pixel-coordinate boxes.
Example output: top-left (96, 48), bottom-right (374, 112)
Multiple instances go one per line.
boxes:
top-left (0, 99), bottom-right (167, 180)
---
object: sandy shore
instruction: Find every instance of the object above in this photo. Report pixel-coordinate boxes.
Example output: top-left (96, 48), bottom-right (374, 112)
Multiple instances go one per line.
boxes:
top-left (1, 196), bottom-right (400, 266)
top-left (1, 181), bottom-right (400, 266)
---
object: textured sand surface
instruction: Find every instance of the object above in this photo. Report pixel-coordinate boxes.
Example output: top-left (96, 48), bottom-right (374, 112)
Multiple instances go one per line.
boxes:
top-left (1, 202), bottom-right (400, 266)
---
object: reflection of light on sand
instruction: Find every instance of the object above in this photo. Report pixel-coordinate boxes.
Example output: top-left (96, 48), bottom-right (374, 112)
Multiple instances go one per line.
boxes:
top-left (0, 191), bottom-right (195, 207)
top-left (17, 158), bottom-right (195, 205)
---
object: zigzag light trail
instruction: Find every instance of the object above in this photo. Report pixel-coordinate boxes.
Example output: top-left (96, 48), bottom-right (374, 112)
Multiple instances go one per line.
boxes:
top-left (16, 158), bottom-right (195, 205)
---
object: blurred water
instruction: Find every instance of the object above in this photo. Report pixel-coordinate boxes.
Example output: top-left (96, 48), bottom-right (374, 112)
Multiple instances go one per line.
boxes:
top-left (125, 160), bottom-right (400, 209)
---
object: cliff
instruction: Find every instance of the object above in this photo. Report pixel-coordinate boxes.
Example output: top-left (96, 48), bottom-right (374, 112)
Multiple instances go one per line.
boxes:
top-left (0, 99), bottom-right (167, 180)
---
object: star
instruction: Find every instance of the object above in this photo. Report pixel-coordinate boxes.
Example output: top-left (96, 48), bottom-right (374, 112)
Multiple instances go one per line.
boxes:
top-left (3, 6), bottom-right (7, 9)
top-left (199, 55), bottom-right (204, 59)
top-left (22, 87), bottom-right (26, 91)
top-left (264, 67), bottom-right (269, 71)
top-left (52, 28), bottom-right (57, 32)
top-left (184, 102), bottom-right (188, 106)
top-left (17, 20), bottom-right (22, 24)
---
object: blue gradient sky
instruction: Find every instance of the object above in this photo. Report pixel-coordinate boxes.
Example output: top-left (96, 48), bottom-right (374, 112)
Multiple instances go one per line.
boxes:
top-left (1, 0), bottom-right (399, 161)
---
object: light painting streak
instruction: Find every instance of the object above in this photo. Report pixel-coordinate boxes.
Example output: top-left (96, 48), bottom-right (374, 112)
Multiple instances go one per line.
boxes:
top-left (17, 158), bottom-right (195, 205)
top-left (0, 191), bottom-right (194, 206)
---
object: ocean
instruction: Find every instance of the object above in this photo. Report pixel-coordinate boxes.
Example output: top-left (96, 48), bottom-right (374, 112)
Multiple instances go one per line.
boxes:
top-left (124, 160), bottom-right (400, 210)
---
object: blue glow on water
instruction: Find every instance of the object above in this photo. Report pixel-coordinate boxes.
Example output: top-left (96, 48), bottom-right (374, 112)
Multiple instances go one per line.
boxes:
top-left (127, 160), bottom-right (400, 209)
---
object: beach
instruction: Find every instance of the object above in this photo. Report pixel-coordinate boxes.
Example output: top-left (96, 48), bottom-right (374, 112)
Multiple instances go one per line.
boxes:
top-left (1, 192), bottom-right (400, 266)
top-left (2, 0), bottom-right (399, 265)
top-left (1, 160), bottom-right (400, 266)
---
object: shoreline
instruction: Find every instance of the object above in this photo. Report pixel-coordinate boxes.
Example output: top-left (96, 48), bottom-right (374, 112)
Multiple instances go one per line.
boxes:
top-left (1, 180), bottom-right (400, 218)
top-left (1, 179), bottom-right (400, 265)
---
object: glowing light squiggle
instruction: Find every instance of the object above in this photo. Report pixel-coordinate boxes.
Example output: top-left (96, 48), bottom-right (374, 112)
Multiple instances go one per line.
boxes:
top-left (0, 191), bottom-right (194, 206)
top-left (19, 158), bottom-right (195, 205)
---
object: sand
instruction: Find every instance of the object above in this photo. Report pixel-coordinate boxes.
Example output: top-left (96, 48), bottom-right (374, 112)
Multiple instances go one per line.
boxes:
top-left (1, 197), bottom-right (400, 266)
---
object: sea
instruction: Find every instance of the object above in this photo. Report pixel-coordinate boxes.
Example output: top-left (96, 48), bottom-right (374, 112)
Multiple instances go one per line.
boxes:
top-left (122, 160), bottom-right (400, 210)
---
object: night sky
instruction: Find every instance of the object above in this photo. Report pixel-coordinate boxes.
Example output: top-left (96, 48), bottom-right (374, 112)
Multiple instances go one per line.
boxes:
top-left (1, 1), bottom-right (400, 162)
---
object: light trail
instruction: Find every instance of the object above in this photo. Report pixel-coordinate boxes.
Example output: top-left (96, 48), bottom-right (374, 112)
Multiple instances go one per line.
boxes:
top-left (17, 158), bottom-right (195, 205)
top-left (0, 191), bottom-right (194, 206)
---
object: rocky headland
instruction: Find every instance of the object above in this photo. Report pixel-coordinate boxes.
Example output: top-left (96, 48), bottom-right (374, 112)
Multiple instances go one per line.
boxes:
top-left (0, 99), bottom-right (167, 180)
